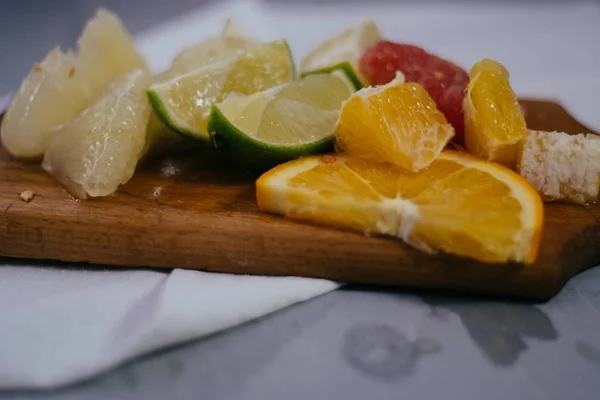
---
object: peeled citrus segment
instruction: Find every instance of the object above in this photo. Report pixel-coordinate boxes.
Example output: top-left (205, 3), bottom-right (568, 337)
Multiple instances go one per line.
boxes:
top-left (74, 9), bottom-right (148, 93)
top-left (208, 73), bottom-right (354, 170)
top-left (162, 18), bottom-right (257, 79)
top-left (257, 151), bottom-right (543, 264)
top-left (1, 9), bottom-right (147, 159)
top-left (464, 58), bottom-right (527, 169)
top-left (299, 19), bottom-right (381, 87)
top-left (147, 40), bottom-right (294, 141)
top-left (1, 50), bottom-right (86, 159)
top-left (335, 73), bottom-right (455, 172)
top-left (42, 70), bottom-right (151, 199)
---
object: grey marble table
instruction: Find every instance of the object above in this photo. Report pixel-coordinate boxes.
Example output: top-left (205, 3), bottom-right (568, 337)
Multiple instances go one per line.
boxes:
top-left (1, 0), bottom-right (599, 399)
top-left (1, 268), bottom-right (599, 400)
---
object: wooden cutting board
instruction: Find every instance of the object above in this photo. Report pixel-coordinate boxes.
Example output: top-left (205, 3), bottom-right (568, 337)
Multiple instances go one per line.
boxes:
top-left (1, 99), bottom-right (599, 300)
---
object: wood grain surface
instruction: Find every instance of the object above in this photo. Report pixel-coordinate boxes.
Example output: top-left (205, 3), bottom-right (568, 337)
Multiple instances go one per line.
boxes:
top-left (1, 99), bottom-right (599, 300)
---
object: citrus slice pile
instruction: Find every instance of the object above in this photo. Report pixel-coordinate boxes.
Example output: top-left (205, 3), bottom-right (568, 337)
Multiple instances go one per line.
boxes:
top-left (1, 10), bottom-right (557, 265)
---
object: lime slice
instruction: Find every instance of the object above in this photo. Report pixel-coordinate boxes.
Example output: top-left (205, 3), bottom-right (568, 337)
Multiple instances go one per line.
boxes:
top-left (1, 9), bottom-right (147, 159)
top-left (299, 19), bottom-right (381, 88)
top-left (161, 18), bottom-right (257, 80)
top-left (147, 39), bottom-right (295, 141)
top-left (207, 73), bottom-right (355, 170)
top-left (42, 69), bottom-right (151, 199)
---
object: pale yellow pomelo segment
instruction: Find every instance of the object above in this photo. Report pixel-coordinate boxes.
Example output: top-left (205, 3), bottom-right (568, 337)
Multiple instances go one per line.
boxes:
top-left (257, 151), bottom-right (544, 264)
top-left (162, 18), bottom-right (257, 79)
top-left (299, 19), bottom-right (381, 85)
top-left (148, 40), bottom-right (294, 139)
top-left (335, 74), bottom-right (455, 172)
top-left (1, 8), bottom-right (147, 159)
top-left (1, 50), bottom-right (86, 158)
top-left (75, 9), bottom-right (148, 92)
top-left (42, 70), bottom-right (151, 199)
top-left (218, 73), bottom-right (354, 144)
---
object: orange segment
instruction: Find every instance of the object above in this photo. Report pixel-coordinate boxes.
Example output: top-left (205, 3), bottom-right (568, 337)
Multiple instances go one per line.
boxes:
top-left (464, 59), bottom-right (527, 169)
top-left (257, 151), bottom-right (543, 264)
top-left (335, 73), bottom-right (455, 172)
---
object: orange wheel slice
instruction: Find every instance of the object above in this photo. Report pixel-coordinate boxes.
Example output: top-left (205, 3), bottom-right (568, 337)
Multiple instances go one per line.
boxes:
top-left (464, 59), bottom-right (528, 169)
top-left (335, 73), bottom-right (455, 172)
top-left (257, 150), bottom-right (543, 264)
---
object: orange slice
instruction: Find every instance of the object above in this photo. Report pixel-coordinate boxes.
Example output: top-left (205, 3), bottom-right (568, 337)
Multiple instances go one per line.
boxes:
top-left (257, 150), bottom-right (543, 264)
top-left (464, 59), bottom-right (527, 169)
top-left (335, 73), bottom-right (455, 172)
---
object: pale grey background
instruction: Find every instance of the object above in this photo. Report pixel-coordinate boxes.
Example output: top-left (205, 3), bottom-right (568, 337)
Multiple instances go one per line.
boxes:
top-left (1, 0), bottom-right (597, 96)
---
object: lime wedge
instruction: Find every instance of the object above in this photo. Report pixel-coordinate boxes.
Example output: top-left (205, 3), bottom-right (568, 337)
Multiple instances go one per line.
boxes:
top-left (163, 18), bottom-right (257, 79)
top-left (299, 19), bottom-right (381, 88)
top-left (147, 40), bottom-right (295, 141)
top-left (207, 73), bottom-right (355, 170)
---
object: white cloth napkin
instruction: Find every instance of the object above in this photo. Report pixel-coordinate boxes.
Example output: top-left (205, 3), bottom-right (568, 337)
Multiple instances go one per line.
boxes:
top-left (1, 0), bottom-right (599, 390)
top-left (0, 265), bottom-right (339, 388)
